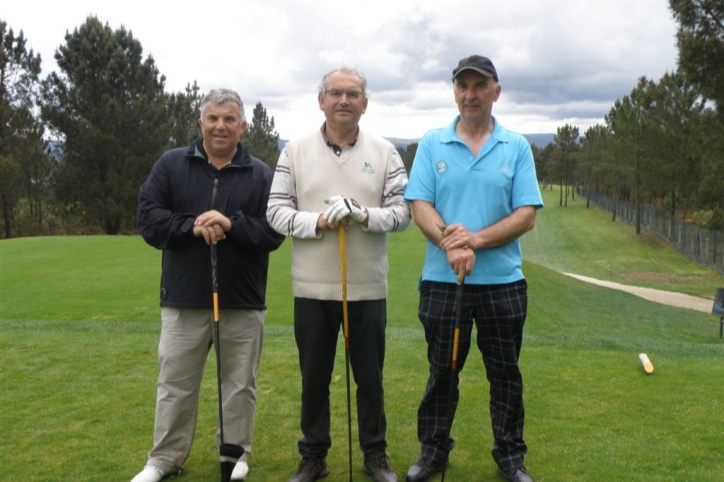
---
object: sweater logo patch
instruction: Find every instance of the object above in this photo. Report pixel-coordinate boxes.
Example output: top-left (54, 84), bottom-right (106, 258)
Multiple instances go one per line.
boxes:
top-left (436, 160), bottom-right (448, 174)
top-left (362, 161), bottom-right (375, 174)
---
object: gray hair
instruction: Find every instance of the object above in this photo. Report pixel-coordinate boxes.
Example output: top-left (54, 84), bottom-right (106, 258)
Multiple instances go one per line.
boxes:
top-left (200, 89), bottom-right (246, 121)
top-left (318, 67), bottom-right (368, 97)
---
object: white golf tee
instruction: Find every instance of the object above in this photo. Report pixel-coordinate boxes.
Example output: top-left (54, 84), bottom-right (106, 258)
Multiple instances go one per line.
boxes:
top-left (638, 353), bottom-right (654, 374)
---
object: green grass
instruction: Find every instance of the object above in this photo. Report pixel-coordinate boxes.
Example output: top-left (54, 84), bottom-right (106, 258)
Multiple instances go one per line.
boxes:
top-left (523, 187), bottom-right (724, 298)
top-left (2, 186), bottom-right (724, 481)
top-left (0, 236), bottom-right (160, 322)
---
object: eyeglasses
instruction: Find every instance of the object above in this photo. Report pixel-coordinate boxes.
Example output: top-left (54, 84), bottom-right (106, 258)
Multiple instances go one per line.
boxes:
top-left (324, 89), bottom-right (365, 100)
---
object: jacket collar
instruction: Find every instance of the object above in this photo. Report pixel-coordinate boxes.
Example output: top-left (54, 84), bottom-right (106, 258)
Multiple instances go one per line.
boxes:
top-left (186, 138), bottom-right (252, 167)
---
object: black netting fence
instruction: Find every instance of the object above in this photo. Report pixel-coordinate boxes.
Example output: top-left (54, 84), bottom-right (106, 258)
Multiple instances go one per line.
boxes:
top-left (578, 188), bottom-right (724, 274)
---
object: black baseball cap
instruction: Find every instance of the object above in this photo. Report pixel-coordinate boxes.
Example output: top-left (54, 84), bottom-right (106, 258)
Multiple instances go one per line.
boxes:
top-left (452, 55), bottom-right (498, 82)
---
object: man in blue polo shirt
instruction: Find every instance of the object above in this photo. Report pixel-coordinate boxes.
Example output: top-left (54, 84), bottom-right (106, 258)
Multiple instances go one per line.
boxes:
top-left (403, 55), bottom-right (543, 482)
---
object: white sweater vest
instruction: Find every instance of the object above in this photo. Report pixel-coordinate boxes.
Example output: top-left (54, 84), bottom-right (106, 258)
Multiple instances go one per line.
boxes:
top-left (286, 130), bottom-right (396, 300)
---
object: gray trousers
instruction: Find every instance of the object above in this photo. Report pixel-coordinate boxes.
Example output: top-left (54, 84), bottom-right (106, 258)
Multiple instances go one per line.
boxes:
top-left (146, 307), bottom-right (265, 473)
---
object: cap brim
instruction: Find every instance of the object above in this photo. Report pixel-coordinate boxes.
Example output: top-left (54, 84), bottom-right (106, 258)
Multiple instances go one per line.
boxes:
top-left (453, 66), bottom-right (497, 81)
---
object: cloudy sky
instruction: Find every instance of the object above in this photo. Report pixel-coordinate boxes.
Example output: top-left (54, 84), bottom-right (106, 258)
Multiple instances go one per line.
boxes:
top-left (4, 0), bottom-right (680, 141)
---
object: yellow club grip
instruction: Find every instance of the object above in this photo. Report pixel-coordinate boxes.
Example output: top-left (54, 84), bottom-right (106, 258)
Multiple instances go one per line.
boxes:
top-left (213, 291), bottom-right (220, 322)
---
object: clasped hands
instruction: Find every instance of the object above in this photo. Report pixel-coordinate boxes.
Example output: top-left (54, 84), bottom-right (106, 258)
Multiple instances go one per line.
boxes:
top-left (193, 210), bottom-right (231, 245)
top-left (439, 223), bottom-right (476, 284)
top-left (320, 195), bottom-right (368, 229)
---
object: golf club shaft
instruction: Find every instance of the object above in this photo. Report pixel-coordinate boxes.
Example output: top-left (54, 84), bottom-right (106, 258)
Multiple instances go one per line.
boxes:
top-left (339, 227), bottom-right (353, 481)
top-left (441, 278), bottom-right (464, 482)
top-left (340, 227), bottom-right (349, 346)
top-left (214, 318), bottom-right (224, 444)
top-left (211, 243), bottom-right (225, 444)
top-left (451, 281), bottom-right (463, 370)
top-left (208, 181), bottom-right (244, 482)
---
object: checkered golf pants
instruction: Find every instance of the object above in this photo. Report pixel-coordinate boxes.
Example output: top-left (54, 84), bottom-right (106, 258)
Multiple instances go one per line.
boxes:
top-left (416, 279), bottom-right (529, 473)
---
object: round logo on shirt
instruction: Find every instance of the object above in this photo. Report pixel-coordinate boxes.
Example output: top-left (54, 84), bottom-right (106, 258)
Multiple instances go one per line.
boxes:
top-left (436, 160), bottom-right (448, 174)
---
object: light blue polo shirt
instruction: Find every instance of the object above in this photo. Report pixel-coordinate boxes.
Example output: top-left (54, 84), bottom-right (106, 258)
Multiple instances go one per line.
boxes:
top-left (405, 116), bottom-right (543, 286)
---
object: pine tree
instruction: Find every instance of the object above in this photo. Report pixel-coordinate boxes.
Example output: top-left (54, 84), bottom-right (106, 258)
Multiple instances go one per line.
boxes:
top-left (551, 124), bottom-right (580, 207)
top-left (0, 21), bottom-right (43, 238)
top-left (240, 101), bottom-right (280, 169)
top-left (41, 16), bottom-right (171, 234)
top-left (670, 0), bottom-right (724, 112)
top-left (168, 81), bottom-right (203, 148)
top-left (398, 142), bottom-right (417, 174)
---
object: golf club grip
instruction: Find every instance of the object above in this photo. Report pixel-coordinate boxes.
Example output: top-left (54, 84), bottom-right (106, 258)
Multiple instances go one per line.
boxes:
top-left (453, 281), bottom-right (464, 325)
top-left (339, 227), bottom-right (349, 346)
top-left (210, 245), bottom-right (218, 288)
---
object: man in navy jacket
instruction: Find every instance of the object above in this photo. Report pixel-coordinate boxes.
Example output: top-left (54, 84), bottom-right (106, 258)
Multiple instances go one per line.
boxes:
top-left (133, 88), bottom-right (284, 482)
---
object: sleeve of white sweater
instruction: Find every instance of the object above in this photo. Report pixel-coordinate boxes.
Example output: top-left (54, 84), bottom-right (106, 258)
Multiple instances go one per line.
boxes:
top-left (266, 146), bottom-right (323, 239)
top-left (364, 148), bottom-right (411, 233)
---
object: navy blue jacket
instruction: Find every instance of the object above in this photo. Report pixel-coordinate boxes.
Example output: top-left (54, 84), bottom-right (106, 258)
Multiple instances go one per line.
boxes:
top-left (138, 139), bottom-right (285, 310)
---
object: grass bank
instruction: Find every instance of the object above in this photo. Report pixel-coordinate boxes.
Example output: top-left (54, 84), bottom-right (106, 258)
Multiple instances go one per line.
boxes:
top-left (2, 185), bottom-right (723, 481)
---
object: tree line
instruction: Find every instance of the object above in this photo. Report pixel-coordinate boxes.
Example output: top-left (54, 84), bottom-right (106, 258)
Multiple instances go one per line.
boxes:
top-left (1, 16), bottom-right (280, 237)
top-left (532, 0), bottom-right (724, 233)
top-left (2, 1), bottom-right (723, 238)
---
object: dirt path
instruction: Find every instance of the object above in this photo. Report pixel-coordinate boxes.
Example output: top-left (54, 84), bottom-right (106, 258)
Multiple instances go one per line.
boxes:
top-left (563, 273), bottom-right (713, 313)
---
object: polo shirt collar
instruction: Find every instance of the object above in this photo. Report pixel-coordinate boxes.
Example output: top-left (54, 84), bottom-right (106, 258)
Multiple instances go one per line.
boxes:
top-left (442, 115), bottom-right (512, 145)
top-left (320, 122), bottom-right (359, 156)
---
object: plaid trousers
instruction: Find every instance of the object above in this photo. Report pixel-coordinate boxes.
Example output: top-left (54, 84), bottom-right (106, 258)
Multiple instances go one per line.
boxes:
top-left (415, 279), bottom-right (529, 473)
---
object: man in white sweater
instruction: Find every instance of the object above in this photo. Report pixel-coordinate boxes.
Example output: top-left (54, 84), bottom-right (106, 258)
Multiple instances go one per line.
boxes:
top-left (267, 67), bottom-right (410, 482)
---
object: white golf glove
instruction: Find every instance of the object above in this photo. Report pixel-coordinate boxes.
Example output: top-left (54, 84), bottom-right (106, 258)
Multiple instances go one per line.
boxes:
top-left (323, 196), bottom-right (368, 224)
top-left (324, 195), bottom-right (350, 223)
top-left (346, 198), bottom-right (368, 224)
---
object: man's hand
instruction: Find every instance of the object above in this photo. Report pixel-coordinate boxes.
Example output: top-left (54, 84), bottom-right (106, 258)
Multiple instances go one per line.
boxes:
top-left (317, 213), bottom-right (341, 231)
top-left (193, 224), bottom-right (226, 245)
top-left (346, 198), bottom-right (368, 224)
top-left (440, 223), bottom-right (476, 251)
top-left (447, 247), bottom-right (475, 285)
top-left (323, 195), bottom-right (350, 224)
top-left (324, 196), bottom-right (368, 224)
top-left (194, 210), bottom-right (232, 245)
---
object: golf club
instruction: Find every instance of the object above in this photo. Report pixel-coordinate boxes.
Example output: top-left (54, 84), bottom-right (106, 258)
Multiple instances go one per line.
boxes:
top-left (210, 209), bottom-right (244, 482)
top-left (339, 226), bottom-right (353, 482)
top-left (440, 277), bottom-right (464, 482)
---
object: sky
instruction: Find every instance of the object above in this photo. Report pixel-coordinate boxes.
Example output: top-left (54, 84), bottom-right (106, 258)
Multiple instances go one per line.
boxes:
top-left (3, 0), bottom-right (680, 141)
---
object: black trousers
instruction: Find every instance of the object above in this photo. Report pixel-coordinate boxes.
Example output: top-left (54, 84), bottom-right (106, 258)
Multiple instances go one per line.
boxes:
top-left (294, 297), bottom-right (388, 460)
top-left (416, 279), bottom-right (529, 472)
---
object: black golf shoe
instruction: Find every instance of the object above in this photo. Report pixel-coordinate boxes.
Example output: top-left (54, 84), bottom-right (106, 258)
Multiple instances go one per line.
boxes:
top-left (363, 454), bottom-right (399, 482)
top-left (287, 457), bottom-right (329, 482)
top-left (497, 466), bottom-right (535, 482)
top-left (405, 457), bottom-right (445, 482)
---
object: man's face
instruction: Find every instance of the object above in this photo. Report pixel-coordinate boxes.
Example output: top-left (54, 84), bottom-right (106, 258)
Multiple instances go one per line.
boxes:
top-left (198, 101), bottom-right (247, 159)
top-left (318, 71), bottom-right (368, 129)
top-left (453, 70), bottom-right (501, 123)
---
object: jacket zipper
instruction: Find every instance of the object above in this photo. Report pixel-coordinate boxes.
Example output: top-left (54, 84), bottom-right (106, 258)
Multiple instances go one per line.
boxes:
top-left (212, 177), bottom-right (219, 208)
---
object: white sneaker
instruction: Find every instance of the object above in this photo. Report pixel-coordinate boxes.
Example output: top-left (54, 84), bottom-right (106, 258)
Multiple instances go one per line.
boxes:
top-left (130, 466), bottom-right (165, 482)
top-left (130, 465), bottom-right (180, 482)
top-left (230, 454), bottom-right (249, 481)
